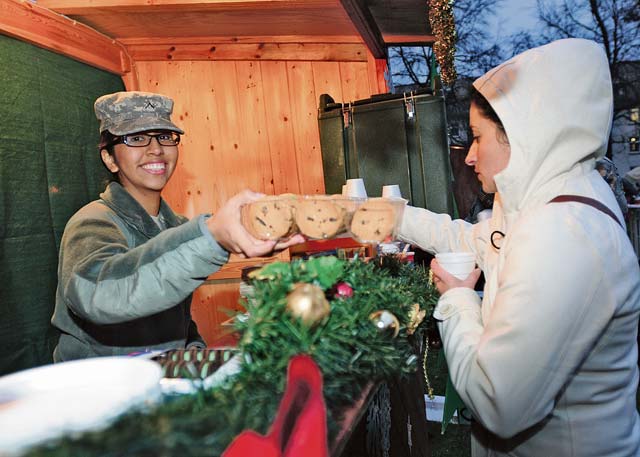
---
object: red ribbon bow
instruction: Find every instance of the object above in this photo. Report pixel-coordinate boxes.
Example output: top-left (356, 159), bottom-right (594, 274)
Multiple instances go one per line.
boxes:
top-left (222, 354), bottom-right (328, 457)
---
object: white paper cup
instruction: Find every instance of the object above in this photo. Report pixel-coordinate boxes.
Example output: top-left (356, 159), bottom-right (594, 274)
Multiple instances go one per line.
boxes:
top-left (345, 178), bottom-right (367, 198)
top-left (341, 184), bottom-right (348, 196)
top-left (382, 184), bottom-right (402, 198)
top-left (435, 252), bottom-right (476, 280)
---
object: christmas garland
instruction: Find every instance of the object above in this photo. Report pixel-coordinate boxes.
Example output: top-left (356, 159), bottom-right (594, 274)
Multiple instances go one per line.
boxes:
top-left (26, 256), bottom-right (438, 457)
top-left (428, 0), bottom-right (457, 86)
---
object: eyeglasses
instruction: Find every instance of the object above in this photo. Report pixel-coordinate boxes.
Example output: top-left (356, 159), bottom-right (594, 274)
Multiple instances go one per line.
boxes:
top-left (116, 132), bottom-right (181, 147)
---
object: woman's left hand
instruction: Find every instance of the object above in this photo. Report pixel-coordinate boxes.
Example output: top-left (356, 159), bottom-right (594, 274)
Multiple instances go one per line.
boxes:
top-left (430, 258), bottom-right (481, 295)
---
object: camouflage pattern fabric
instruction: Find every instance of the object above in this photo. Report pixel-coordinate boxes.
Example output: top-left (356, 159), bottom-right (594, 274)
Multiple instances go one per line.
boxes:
top-left (94, 91), bottom-right (184, 136)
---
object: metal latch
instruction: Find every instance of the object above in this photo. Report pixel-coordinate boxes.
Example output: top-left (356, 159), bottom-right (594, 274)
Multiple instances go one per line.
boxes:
top-left (342, 102), bottom-right (352, 128)
top-left (404, 92), bottom-right (415, 120)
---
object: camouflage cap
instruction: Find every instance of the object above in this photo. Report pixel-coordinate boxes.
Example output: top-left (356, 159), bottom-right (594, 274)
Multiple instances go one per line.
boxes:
top-left (94, 91), bottom-right (184, 136)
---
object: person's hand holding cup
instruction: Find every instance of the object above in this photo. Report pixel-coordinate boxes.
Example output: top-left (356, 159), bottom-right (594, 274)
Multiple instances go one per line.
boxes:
top-left (430, 252), bottom-right (481, 295)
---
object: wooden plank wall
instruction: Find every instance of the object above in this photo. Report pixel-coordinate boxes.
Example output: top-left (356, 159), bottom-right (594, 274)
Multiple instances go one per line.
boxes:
top-left (132, 57), bottom-right (383, 344)
top-left (134, 59), bottom-right (376, 213)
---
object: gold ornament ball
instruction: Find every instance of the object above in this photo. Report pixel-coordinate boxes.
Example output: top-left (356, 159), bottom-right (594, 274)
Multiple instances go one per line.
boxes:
top-left (286, 283), bottom-right (330, 326)
top-left (369, 310), bottom-right (400, 338)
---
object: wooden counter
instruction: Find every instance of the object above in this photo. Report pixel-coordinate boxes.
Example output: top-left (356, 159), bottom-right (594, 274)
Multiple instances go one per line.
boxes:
top-left (192, 250), bottom-right (290, 345)
top-left (193, 238), bottom-right (373, 345)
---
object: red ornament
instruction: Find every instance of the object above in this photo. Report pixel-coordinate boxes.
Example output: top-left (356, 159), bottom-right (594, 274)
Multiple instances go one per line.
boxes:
top-left (334, 282), bottom-right (354, 298)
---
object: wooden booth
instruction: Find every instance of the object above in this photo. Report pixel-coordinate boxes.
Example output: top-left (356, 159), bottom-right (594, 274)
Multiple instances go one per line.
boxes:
top-left (0, 0), bottom-right (437, 363)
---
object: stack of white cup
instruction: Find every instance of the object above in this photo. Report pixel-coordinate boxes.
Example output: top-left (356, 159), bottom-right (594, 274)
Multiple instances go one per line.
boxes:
top-left (435, 252), bottom-right (476, 280)
top-left (379, 184), bottom-right (403, 255)
top-left (381, 184), bottom-right (402, 199)
top-left (343, 178), bottom-right (368, 198)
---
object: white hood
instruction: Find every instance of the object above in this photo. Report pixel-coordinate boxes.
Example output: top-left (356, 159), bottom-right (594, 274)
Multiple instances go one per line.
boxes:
top-left (473, 38), bottom-right (613, 214)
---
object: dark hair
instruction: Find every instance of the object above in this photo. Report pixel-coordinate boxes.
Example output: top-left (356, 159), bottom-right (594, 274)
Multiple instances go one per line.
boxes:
top-left (99, 130), bottom-right (120, 183)
top-left (469, 87), bottom-right (509, 144)
top-left (99, 130), bottom-right (119, 153)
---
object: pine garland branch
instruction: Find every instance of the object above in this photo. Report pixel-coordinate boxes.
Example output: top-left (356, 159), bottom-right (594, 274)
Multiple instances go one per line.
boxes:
top-left (26, 256), bottom-right (438, 457)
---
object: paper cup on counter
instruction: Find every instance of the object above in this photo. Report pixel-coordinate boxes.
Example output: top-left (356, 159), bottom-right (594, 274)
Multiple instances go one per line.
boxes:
top-left (435, 252), bottom-right (476, 280)
top-left (344, 178), bottom-right (367, 198)
top-left (382, 184), bottom-right (402, 199)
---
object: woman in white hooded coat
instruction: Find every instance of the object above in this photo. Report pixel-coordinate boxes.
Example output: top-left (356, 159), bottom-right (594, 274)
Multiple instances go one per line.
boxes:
top-left (399, 38), bottom-right (640, 456)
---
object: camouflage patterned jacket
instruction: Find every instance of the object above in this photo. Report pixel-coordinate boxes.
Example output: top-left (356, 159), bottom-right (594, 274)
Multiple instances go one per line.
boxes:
top-left (51, 182), bottom-right (229, 361)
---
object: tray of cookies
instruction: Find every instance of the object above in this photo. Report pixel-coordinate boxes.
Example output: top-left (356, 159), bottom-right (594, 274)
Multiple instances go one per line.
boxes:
top-left (293, 195), bottom-right (363, 239)
top-left (241, 194), bottom-right (297, 241)
top-left (349, 197), bottom-right (407, 243)
top-left (242, 194), bottom-right (406, 243)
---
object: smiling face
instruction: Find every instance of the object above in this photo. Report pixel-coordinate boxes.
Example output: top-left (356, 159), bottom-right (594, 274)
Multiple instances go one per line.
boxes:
top-left (465, 102), bottom-right (511, 194)
top-left (100, 130), bottom-right (178, 213)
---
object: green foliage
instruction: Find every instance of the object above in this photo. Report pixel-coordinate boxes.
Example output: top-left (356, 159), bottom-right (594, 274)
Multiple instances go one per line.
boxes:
top-left (26, 256), bottom-right (438, 457)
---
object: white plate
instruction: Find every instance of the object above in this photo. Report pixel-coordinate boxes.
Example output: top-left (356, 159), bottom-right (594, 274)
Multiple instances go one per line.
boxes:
top-left (0, 357), bottom-right (162, 455)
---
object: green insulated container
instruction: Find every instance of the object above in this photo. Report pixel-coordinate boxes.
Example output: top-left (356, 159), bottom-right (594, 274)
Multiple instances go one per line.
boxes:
top-left (317, 91), bottom-right (455, 216)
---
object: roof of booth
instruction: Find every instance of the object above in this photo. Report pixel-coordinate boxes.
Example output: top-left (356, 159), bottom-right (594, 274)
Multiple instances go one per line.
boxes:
top-left (36, 0), bottom-right (433, 57)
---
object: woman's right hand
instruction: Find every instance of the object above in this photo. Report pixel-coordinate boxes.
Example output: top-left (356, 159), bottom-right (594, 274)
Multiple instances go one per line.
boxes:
top-left (430, 258), bottom-right (481, 295)
top-left (206, 190), bottom-right (305, 258)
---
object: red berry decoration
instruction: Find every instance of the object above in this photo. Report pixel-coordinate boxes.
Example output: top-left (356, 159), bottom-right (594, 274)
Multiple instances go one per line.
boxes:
top-left (334, 282), bottom-right (354, 298)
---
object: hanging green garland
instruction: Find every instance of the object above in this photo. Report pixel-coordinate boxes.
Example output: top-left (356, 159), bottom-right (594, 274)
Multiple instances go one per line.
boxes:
top-left (26, 256), bottom-right (438, 457)
top-left (428, 0), bottom-right (457, 86)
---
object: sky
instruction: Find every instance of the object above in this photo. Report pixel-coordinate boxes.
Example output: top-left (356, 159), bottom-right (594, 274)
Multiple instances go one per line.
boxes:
top-left (489, 0), bottom-right (541, 38)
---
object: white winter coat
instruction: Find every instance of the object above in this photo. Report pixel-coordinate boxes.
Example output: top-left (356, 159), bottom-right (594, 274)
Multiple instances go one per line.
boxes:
top-left (400, 38), bottom-right (640, 456)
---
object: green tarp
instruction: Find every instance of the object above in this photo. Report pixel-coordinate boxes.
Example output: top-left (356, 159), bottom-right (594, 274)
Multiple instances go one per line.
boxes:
top-left (0, 35), bottom-right (124, 375)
